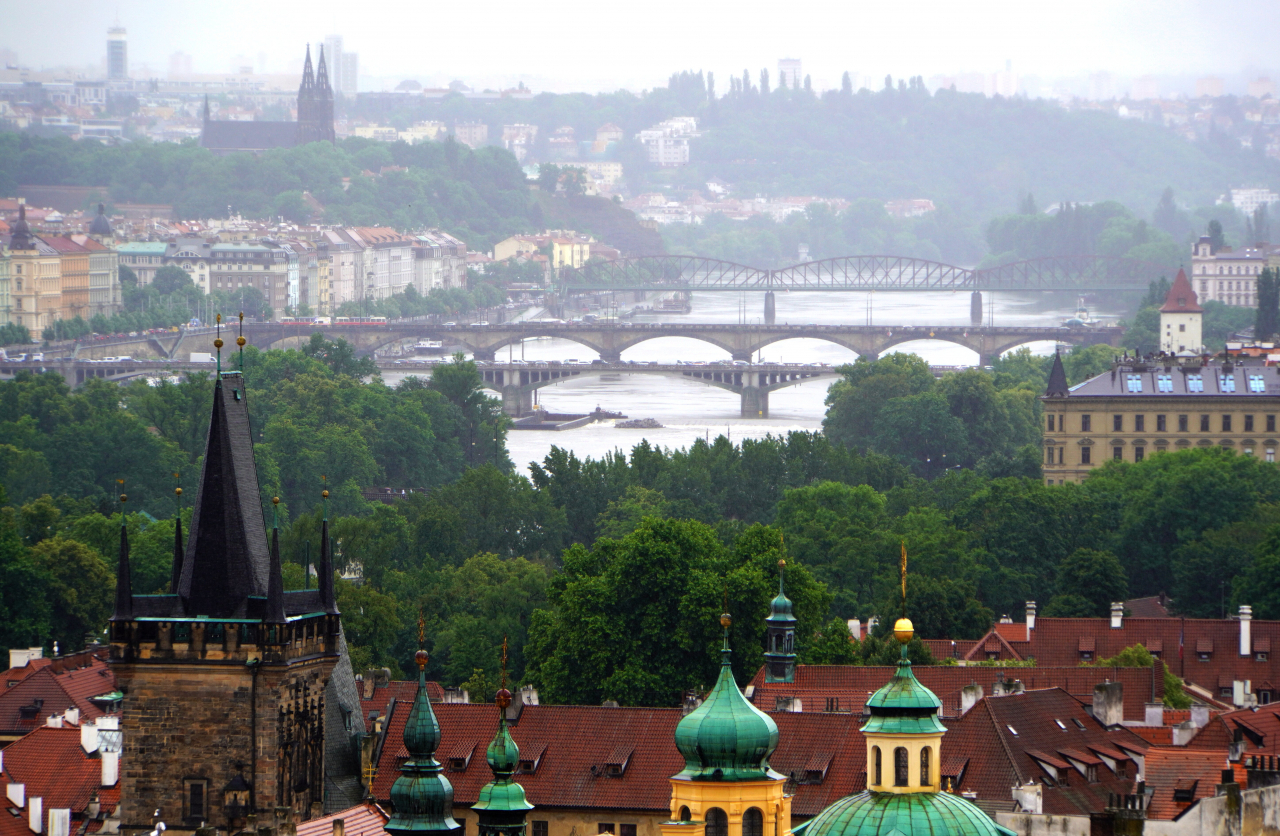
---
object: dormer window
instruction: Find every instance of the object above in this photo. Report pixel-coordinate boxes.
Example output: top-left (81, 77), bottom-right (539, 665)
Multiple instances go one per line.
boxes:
top-left (1157, 374), bottom-right (1173, 392)
top-left (1187, 374), bottom-right (1204, 392)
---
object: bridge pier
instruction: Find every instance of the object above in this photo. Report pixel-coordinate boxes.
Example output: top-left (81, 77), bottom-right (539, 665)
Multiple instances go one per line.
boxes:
top-left (741, 385), bottom-right (769, 418)
top-left (764, 291), bottom-right (776, 325)
top-left (501, 386), bottom-right (534, 417)
top-left (970, 291), bottom-right (983, 327)
top-left (472, 348), bottom-right (496, 362)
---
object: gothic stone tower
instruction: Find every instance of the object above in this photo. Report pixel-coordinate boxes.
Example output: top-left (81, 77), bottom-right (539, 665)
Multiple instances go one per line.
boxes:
top-left (297, 44), bottom-right (335, 145)
top-left (109, 354), bottom-right (341, 832)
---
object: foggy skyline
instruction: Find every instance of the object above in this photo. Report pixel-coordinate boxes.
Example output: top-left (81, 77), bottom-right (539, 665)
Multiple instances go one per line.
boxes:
top-left (2, 0), bottom-right (1278, 95)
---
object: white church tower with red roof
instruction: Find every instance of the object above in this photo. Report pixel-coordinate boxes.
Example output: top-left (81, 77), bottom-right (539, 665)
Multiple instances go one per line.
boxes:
top-left (1160, 269), bottom-right (1203, 355)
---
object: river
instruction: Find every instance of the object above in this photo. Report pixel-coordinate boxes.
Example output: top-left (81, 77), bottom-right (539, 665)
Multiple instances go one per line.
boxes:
top-left (382, 290), bottom-right (1129, 473)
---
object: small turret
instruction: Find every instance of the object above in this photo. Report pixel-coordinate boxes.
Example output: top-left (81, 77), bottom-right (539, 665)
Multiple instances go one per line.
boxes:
top-left (385, 645), bottom-right (463, 836)
top-left (474, 640), bottom-right (533, 836)
top-left (764, 559), bottom-right (796, 683)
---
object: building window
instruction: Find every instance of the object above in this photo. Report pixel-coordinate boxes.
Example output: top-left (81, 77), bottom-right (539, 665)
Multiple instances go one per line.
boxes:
top-left (1199, 652), bottom-right (1211, 662)
top-left (1058, 447), bottom-right (1064, 464)
top-left (599, 824), bottom-right (615, 835)
top-left (1258, 653), bottom-right (1269, 663)
top-left (1250, 375), bottom-right (1267, 393)
top-left (1246, 415), bottom-right (1255, 432)
top-left (894, 747), bottom-right (909, 786)
top-left (1179, 414), bottom-right (1189, 432)
top-left (743, 809), bottom-right (763, 836)
top-left (1269, 416), bottom-right (1277, 433)
top-left (1080, 650), bottom-right (1094, 662)
top-left (1220, 374), bottom-right (1237, 393)
top-left (1187, 374), bottom-right (1204, 392)
top-left (874, 746), bottom-right (882, 785)
top-left (705, 809), bottom-right (727, 836)
top-left (1223, 415), bottom-right (1233, 432)
top-left (676, 810), bottom-right (690, 824)
top-left (1269, 448), bottom-right (1277, 463)
top-left (1126, 374), bottom-right (1143, 393)
top-left (1081, 447), bottom-right (1091, 465)
top-left (1113, 446), bottom-right (1124, 461)
top-left (1157, 414), bottom-right (1167, 432)
top-left (534, 822), bottom-right (549, 836)
top-left (1134, 447), bottom-right (1144, 462)
top-left (1157, 374), bottom-right (1173, 392)
top-left (620, 827), bottom-right (636, 836)
top-left (1046, 447), bottom-right (1055, 465)
top-left (1201, 415), bottom-right (1211, 432)
top-left (1047, 415), bottom-right (1055, 432)
top-left (1135, 415), bottom-right (1145, 432)
top-left (921, 747), bottom-right (931, 786)
top-left (1113, 414), bottom-right (1123, 431)
top-left (1082, 415), bottom-right (1092, 432)
top-left (183, 779), bottom-right (209, 822)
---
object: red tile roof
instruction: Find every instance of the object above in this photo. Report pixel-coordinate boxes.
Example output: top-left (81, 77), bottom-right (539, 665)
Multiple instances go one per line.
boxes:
top-left (372, 702), bottom-right (869, 819)
top-left (1143, 747), bottom-right (1240, 819)
top-left (1026, 616), bottom-right (1280, 699)
top-left (0, 726), bottom-right (114, 814)
top-left (0, 654), bottom-right (116, 737)
top-left (296, 801), bottom-right (389, 836)
top-left (944, 688), bottom-right (1149, 817)
top-left (1160, 270), bottom-right (1202, 314)
top-left (1125, 596), bottom-right (1174, 619)
top-left (359, 680), bottom-right (444, 727)
top-left (747, 665), bottom-right (1162, 722)
top-left (36, 235), bottom-right (90, 254)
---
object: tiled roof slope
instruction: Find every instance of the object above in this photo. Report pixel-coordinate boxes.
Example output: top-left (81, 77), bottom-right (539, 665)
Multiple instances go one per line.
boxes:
top-left (0, 654), bottom-right (116, 736)
top-left (1144, 748), bottom-right (1243, 820)
top-left (0, 725), bottom-right (114, 812)
top-left (360, 679), bottom-right (445, 724)
top-left (747, 665), bottom-right (1160, 722)
top-left (1027, 616), bottom-right (1280, 697)
top-left (372, 703), bottom-right (870, 819)
top-left (1125, 596), bottom-right (1174, 619)
top-left (945, 688), bottom-right (1149, 817)
top-left (296, 801), bottom-right (389, 836)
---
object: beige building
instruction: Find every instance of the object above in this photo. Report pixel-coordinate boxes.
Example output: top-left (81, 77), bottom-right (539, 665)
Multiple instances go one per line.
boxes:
top-left (1042, 350), bottom-right (1280, 484)
top-left (0, 249), bottom-right (10, 327)
top-left (1190, 235), bottom-right (1270, 307)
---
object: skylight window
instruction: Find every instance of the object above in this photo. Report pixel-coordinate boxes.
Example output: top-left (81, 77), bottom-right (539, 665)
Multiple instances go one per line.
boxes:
top-left (1125, 374), bottom-right (1143, 393)
top-left (1219, 374), bottom-right (1237, 393)
top-left (1249, 374), bottom-right (1266, 393)
top-left (1055, 719), bottom-right (1067, 730)
top-left (1007, 725), bottom-right (1019, 736)
top-left (1072, 718), bottom-right (1086, 730)
top-left (1187, 374), bottom-right (1204, 392)
top-left (1157, 374), bottom-right (1173, 393)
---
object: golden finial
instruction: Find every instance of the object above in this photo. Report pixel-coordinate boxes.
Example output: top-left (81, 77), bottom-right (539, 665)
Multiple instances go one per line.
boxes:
top-left (720, 612), bottom-right (732, 629)
top-left (495, 635), bottom-right (512, 709)
top-left (237, 336), bottom-right (246, 346)
top-left (417, 610), bottom-right (426, 647)
top-left (175, 487), bottom-right (182, 496)
top-left (778, 558), bottom-right (786, 569)
top-left (322, 490), bottom-right (329, 499)
top-left (119, 494), bottom-right (127, 503)
top-left (272, 496), bottom-right (279, 505)
top-left (213, 338), bottom-right (224, 348)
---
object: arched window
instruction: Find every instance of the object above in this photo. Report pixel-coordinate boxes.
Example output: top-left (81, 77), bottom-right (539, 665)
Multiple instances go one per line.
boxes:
top-left (743, 808), bottom-right (764, 836)
top-left (706, 808), bottom-right (728, 836)
top-left (678, 807), bottom-right (691, 823)
top-left (894, 747), bottom-right (909, 787)
top-left (873, 746), bottom-right (882, 786)
top-left (920, 746), bottom-right (931, 786)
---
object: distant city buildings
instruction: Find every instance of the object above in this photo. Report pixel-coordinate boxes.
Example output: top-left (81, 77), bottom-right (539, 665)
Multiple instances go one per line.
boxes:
top-left (106, 27), bottom-right (128, 81)
top-left (635, 117), bottom-right (699, 167)
top-left (1189, 236), bottom-right (1277, 308)
top-left (453, 121), bottom-right (489, 149)
top-left (778, 59), bottom-right (802, 89)
top-left (884, 199), bottom-right (937, 219)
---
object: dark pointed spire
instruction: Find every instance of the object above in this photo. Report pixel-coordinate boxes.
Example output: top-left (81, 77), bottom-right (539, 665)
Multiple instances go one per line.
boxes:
top-left (316, 45), bottom-right (331, 92)
top-left (318, 489), bottom-right (337, 614)
top-left (10, 200), bottom-right (32, 250)
top-left (266, 497), bottom-right (285, 624)
top-left (1045, 351), bottom-right (1069, 397)
top-left (112, 496), bottom-right (132, 621)
top-left (764, 558), bottom-right (796, 683)
top-left (178, 370), bottom-right (271, 618)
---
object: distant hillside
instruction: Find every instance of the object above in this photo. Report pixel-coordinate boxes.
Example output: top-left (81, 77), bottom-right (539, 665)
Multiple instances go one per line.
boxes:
top-left (533, 192), bottom-right (664, 256)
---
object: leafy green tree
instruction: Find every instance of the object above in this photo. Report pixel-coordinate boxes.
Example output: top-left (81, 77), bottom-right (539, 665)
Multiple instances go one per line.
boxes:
top-left (1093, 644), bottom-right (1190, 708)
top-left (335, 576), bottom-right (402, 674)
top-left (28, 536), bottom-right (113, 651)
top-left (1256, 267), bottom-right (1280, 341)
top-left (0, 498), bottom-right (52, 656)
top-left (301, 332), bottom-right (377, 378)
top-left (1046, 548), bottom-right (1127, 617)
top-left (1208, 219), bottom-right (1226, 252)
top-left (801, 617), bottom-right (859, 664)
top-left (151, 265), bottom-right (195, 296)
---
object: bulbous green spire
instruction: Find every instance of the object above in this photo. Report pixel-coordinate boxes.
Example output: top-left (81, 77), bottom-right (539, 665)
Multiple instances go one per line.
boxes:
top-left (674, 613), bottom-right (781, 782)
top-left (474, 688), bottom-right (533, 823)
top-left (386, 650), bottom-right (462, 836)
top-left (860, 638), bottom-right (946, 736)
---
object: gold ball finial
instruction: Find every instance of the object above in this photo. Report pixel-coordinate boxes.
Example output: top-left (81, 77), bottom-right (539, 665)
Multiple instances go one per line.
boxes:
top-left (175, 487), bottom-right (182, 496)
top-left (216, 313), bottom-right (222, 324)
top-left (237, 336), bottom-right (246, 347)
top-left (719, 612), bottom-right (732, 629)
top-left (495, 688), bottom-right (512, 709)
top-left (322, 489), bottom-right (329, 499)
top-left (214, 338), bottom-right (224, 349)
top-left (119, 494), bottom-right (127, 503)
top-left (272, 496), bottom-right (280, 505)
top-left (778, 558), bottom-right (786, 569)
top-left (893, 617), bottom-right (914, 644)
top-left (415, 649), bottom-right (429, 669)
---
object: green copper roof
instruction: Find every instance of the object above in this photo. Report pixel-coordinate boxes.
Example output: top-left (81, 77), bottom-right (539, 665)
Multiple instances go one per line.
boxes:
top-left (801, 791), bottom-right (1016, 836)
top-left (674, 620), bottom-right (781, 782)
top-left (860, 646), bottom-right (946, 736)
top-left (473, 707), bottom-right (533, 814)
top-left (767, 565), bottom-right (795, 624)
top-left (386, 663), bottom-right (463, 835)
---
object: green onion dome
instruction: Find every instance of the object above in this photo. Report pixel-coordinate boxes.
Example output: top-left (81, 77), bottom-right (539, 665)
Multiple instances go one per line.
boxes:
top-left (674, 614), bottom-right (781, 782)
top-left (473, 688), bottom-right (533, 814)
top-left (861, 642), bottom-right (947, 736)
top-left (386, 650), bottom-right (463, 836)
top-left (767, 559), bottom-right (795, 624)
top-left (797, 790), bottom-right (1016, 836)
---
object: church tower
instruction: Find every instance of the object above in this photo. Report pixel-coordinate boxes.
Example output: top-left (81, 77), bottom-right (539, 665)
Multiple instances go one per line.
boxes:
top-left (660, 613), bottom-right (791, 836)
top-left (473, 644), bottom-right (534, 836)
top-left (763, 560), bottom-right (796, 683)
top-left (1160, 268), bottom-right (1203, 355)
top-left (297, 45), bottom-right (317, 143)
top-left (385, 645), bottom-right (464, 836)
top-left (109, 321), bottom-right (342, 830)
top-left (314, 45), bottom-right (337, 142)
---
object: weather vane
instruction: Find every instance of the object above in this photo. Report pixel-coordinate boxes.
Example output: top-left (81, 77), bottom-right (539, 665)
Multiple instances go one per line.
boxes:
top-left (900, 541), bottom-right (908, 619)
top-left (214, 313), bottom-right (223, 374)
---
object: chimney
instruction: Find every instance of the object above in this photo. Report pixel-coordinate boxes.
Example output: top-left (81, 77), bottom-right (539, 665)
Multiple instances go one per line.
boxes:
top-left (1191, 704), bottom-right (1209, 728)
top-left (62, 708), bottom-right (78, 726)
top-left (1093, 681), bottom-right (1124, 727)
top-left (442, 687), bottom-right (470, 704)
top-left (101, 751), bottom-right (119, 787)
top-left (847, 619), bottom-right (861, 640)
top-left (961, 684), bottom-right (983, 715)
top-left (1240, 605), bottom-right (1253, 657)
top-left (5, 783), bottom-right (23, 808)
top-left (45, 716), bottom-right (61, 729)
top-left (80, 720), bottom-right (99, 754)
top-left (1172, 719), bottom-right (1199, 746)
top-left (1025, 601), bottom-right (1036, 640)
top-left (29, 797), bottom-right (42, 834)
top-left (332, 818), bottom-right (345, 836)
top-left (1110, 602), bottom-right (1124, 629)
top-left (48, 809), bottom-right (70, 836)
top-left (1144, 703), bottom-right (1164, 726)
top-left (1012, 782), bottom-right (1043, 815)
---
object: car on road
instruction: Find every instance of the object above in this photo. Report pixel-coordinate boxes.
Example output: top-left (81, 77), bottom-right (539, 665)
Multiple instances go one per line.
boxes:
top-left (443, 322), bottom-right (456, 328)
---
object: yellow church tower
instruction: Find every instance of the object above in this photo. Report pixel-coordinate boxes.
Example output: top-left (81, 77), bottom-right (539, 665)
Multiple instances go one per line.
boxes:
top-left (659, 612), bottom-right (792, 836)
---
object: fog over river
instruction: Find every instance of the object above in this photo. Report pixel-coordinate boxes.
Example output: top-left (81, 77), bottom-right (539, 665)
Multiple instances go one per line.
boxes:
top-left (383, 289), bottom-right (1129, 474)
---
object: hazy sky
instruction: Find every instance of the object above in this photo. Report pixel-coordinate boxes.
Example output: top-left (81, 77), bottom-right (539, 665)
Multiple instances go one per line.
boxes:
top-left (2, 0), bottom-right (1278, 93)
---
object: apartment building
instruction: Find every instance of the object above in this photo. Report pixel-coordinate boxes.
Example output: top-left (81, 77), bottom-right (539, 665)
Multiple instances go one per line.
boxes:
top-left (208, 243), bottom-right (289, 317)
top-left (319, 230), bottom-right (356, 309)
top-left (1189, 235), bottom-right (1270, 307)
top-left (41, 235), bottom-right (91, 321)
top-left (117, 242), bottom-right (168, 285)
top-left (164, 237), bottom-right (213, 293)
top-left (344, 227), bottom-right (413, 300)
top-left (411, 230), bottom-right (467, 292)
